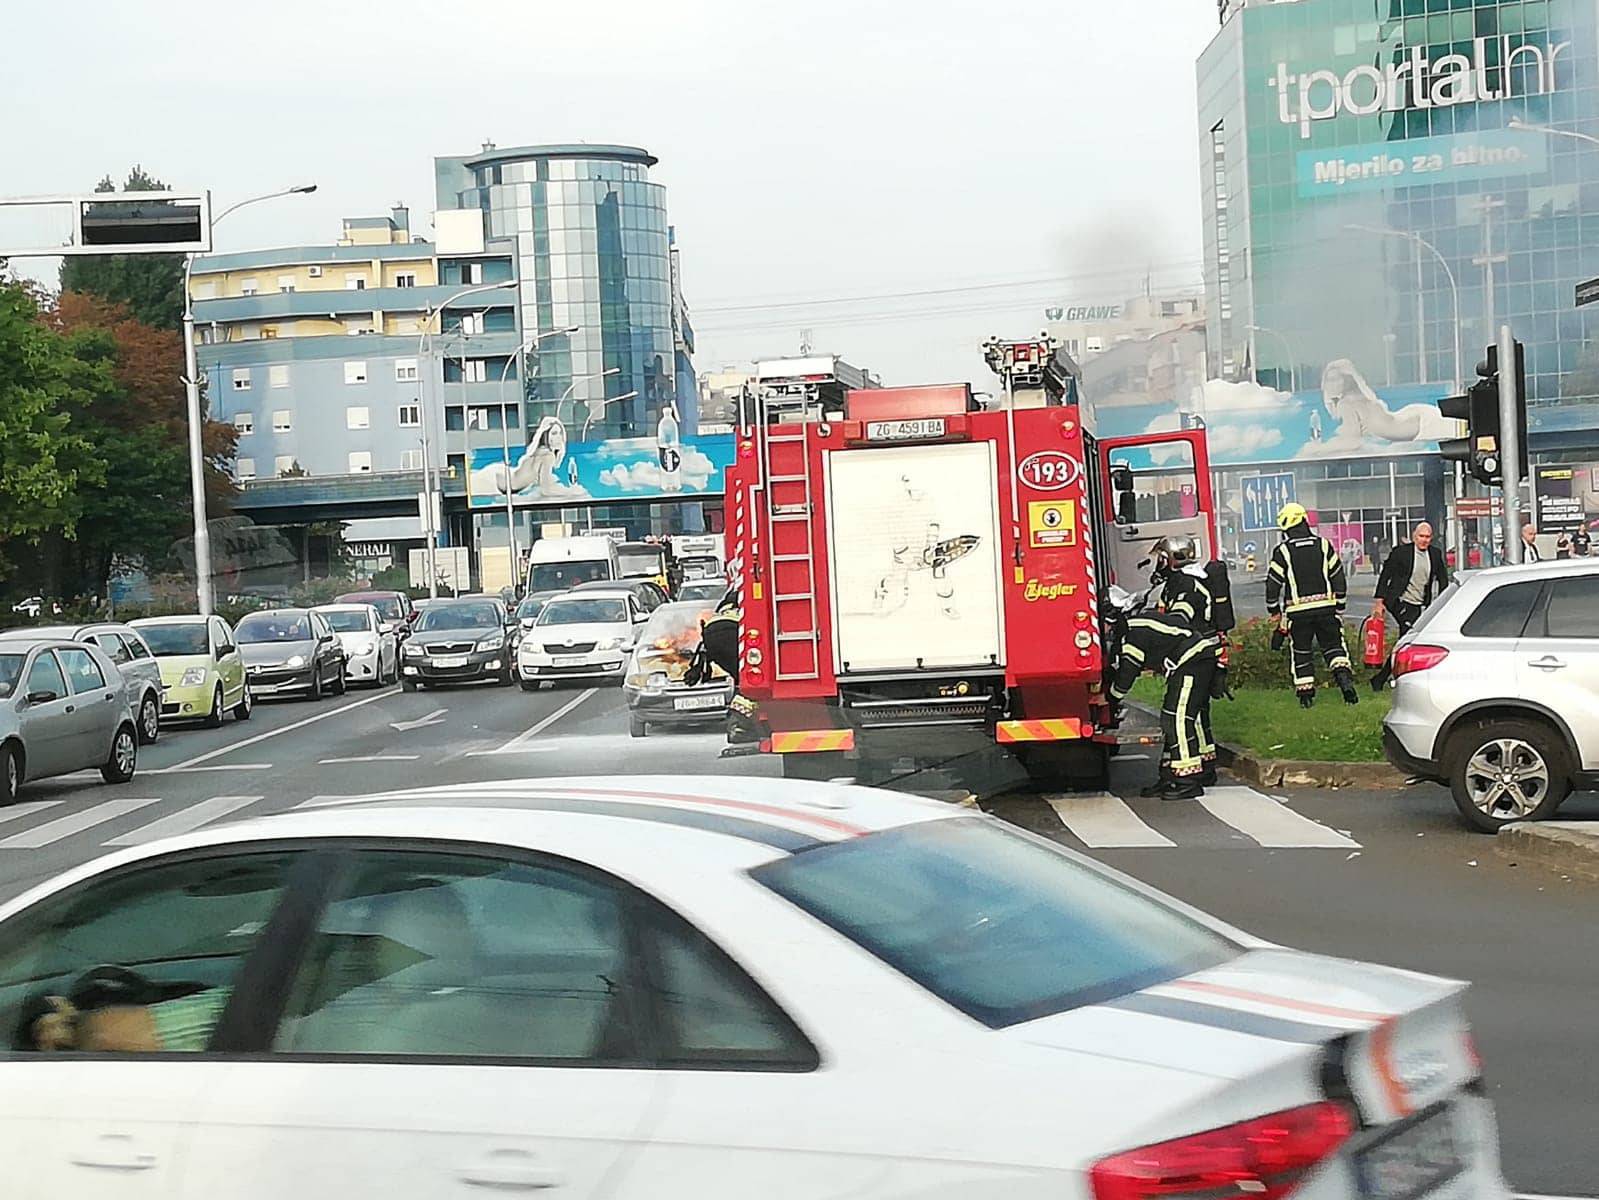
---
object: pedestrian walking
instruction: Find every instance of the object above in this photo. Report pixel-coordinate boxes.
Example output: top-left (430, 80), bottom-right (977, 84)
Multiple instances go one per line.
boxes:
top-left (1266, 503), bottom-right (1357, 707)
top-left (1106, 605), bottom-right (1222, 800)
top-left (1521, 523), bottom-right (1542, 562)
top-left (1369, 522), bottom-right (1450, 690)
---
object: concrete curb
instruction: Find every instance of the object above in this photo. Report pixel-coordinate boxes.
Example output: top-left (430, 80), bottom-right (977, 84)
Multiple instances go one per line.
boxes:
top-left (1217, 742), bottom-right (1408, 790)
top-left (1495, 822), bottom-right (1599, 882)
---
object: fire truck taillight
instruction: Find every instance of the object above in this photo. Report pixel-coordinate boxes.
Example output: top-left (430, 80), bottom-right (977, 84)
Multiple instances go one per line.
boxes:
top-left (1075, 610), bottom-right (1089, 623)
top-left (1074, 631), bottom-right (1093, 649)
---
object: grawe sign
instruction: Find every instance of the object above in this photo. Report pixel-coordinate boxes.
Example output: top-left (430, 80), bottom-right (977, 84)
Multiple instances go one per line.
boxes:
top-left (1271, 37), bottom-right (1569, 139)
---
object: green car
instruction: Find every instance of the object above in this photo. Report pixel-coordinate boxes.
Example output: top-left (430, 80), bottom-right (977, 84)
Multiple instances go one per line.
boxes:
top-left (130, 615), bottom-right (253, 728)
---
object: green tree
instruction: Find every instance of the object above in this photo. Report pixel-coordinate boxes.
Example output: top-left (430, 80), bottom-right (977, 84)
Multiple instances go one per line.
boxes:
top-left (58, 167), bottom-right (186, 331)
top-left (0, 283), bottom-right (102, 582)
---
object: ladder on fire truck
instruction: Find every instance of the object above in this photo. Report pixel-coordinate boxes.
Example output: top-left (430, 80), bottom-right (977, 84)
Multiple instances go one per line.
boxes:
top-left (741, 385), bottom-right (823, 682)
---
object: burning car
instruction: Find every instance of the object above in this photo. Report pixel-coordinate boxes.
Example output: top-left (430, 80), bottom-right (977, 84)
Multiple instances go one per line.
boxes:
top-left (623, 600), bottom-right (732, 737)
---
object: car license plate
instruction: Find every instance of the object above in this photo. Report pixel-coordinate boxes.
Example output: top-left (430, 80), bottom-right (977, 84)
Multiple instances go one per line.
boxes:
top-left (866, 418), bottom-right (945, 441)
top-left (674, 694), bottom-right (723, 711)
top-left (1355, 1106), bottom-right (1463, 1200)
top-left (432, 655), bottom-right (468, 668)
top-left (553, 655), bottom-right (589, 667)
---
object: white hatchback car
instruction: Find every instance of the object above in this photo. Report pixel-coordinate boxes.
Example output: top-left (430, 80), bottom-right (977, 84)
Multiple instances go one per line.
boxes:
top-left (0, 777), bottom-right (1506, 1199)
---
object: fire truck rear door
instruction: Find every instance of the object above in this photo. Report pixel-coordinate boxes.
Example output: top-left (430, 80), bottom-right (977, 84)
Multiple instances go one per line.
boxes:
top-left (1095, 431), bottom-right (1218, 589)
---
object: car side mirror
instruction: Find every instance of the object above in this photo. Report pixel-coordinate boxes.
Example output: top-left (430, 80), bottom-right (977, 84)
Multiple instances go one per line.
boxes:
top-left (215, 645), bottom-right (231, 659)
top-left (633, 613), bottom-right (648, 624)
top-left (25, 689), bottom-right (58, 705)
top-left (378, 622), bottom-right (395, 635)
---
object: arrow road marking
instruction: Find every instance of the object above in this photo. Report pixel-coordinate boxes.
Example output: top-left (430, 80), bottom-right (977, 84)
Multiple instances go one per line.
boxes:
top-left (390, 708), bottom-right (447, 732)
top-left (159, 685), bottom-right (401, 771)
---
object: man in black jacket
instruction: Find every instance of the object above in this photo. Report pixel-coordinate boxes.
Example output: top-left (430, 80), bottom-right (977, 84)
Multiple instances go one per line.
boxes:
top-left (1370, 522), bottom-right (1450, 689)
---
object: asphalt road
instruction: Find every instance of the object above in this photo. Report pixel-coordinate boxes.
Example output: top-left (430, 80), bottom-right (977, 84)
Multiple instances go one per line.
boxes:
top-left (3, 677), bottom-right (1594, 1194)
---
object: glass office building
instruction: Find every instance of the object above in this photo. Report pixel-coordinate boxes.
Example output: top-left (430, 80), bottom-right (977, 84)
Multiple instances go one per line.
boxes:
top-left (1190, 0), bottom-right (1599, 563)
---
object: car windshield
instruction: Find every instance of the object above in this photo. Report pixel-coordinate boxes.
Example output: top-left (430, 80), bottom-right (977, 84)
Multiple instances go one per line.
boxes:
top-left (417, 603), bottom-right (501, 631)
top-left (341, 595), bottom-right (402, 621)
top-left (138, 623), bottom-right (209, 657)
top-left (320, 610), bottom-right (373, 633)
top-left (235, 613), bottom-right (311, 643)
top-left (517, 592), bottom-right (557, 620)
top-left (753, 818), bottom-right (1237, 1029)
top-left (0, 654), bottom-right (22, 698)
top-left (539, 598), bottom-right (628, 626)
top-left (618, 547), bottom-right (664, 576)
top-left (529, 560), bottom-right (611, 591)
top-left (677, 581), bottom-right (725, 603)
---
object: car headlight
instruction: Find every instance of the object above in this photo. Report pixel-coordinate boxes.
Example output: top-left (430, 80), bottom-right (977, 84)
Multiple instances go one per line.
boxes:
top-left (476, 635), bottom-right (502, 652)
top-left (179, 667), bottom-right (207, 687)
top-left (285, 654), bottom-right (307, 669)
top-left (625, 673), bottom-right (649, 688)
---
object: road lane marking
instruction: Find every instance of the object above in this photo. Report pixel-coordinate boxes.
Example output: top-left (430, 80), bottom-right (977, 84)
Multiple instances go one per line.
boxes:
top-left (319, 755), bottom-right (421, 764)
top-left (106, 796), bottom-right (263, 846)
top-left (485, 688), bottom-right (597, 754)
top-left (0, 802), bottom-right (63, 826)
top-left (0, 799), bottom-right (160, 849)
top-left (1198, 786), bottom-right (1360, 848)
top-left (146, 763), bottom-right (274, 775)
top-left (1045, 793), bottom-right (1176, 848)
top-left (157, 686), bottom-right (401, 771)
top-left (390, 708), bottom-right (446, 732)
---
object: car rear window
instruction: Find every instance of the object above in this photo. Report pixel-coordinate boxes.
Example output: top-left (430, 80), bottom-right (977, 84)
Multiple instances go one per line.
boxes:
top-left (1461, 579), bottom-right (1543, 638)
top-left (752, 818), bottom-right (1236, 1029)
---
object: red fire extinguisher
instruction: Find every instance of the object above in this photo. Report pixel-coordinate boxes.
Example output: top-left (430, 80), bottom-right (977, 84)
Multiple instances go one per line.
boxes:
top-left (1361, 610), bottom-right (1387, 667)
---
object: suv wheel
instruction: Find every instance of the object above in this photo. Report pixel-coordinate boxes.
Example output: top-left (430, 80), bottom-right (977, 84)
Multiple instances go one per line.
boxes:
top-left (1446, 718), bottom-right (1570, 833)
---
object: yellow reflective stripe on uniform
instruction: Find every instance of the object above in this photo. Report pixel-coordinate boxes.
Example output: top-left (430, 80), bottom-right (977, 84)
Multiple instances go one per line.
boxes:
top-left (1168, 639), bottom-right (1219, 670)
top-left (1128, 618), bottom-right (1190, 637)
top-left (1123, 644), bottom-right (1147, 663)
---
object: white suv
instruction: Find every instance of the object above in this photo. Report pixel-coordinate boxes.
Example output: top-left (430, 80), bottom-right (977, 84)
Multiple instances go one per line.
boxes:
top-left (1383, 558), bottom-right (1599, 832)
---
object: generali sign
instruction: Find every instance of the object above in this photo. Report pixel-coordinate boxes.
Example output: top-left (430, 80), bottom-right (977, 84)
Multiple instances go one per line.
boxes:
top-left (1272, 36), bottom-right (1569, 138)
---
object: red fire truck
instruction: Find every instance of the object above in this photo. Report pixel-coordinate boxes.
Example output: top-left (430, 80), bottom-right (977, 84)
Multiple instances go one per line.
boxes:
top-left (725, 336), bottom-right (1219, 789)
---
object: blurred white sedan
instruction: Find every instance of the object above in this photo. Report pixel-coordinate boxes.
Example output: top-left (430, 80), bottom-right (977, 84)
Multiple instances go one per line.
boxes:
top-left (313, 602), bottom-right (399, 687)
top-left (0, 777), bottom-right (1506, 1199)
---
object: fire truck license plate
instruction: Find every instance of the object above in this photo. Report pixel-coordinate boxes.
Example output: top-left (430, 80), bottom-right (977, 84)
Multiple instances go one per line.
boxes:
top-left (866, 418), bottom-right (945, 441)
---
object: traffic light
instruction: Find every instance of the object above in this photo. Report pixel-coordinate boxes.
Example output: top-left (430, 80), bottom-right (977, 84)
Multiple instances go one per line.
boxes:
top-left (1437, 340), bottom-right (1527, 486)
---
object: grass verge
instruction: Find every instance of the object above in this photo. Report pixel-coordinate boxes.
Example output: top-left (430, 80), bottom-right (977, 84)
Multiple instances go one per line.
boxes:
top-left (1129, 677), bottom-right (1392, 762)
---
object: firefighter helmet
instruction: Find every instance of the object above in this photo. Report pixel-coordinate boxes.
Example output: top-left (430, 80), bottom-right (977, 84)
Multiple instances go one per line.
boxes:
top-left (1152, 535), bottom-right (1200, 569)
top-left (1277, 502), bottom-right (1309, 531)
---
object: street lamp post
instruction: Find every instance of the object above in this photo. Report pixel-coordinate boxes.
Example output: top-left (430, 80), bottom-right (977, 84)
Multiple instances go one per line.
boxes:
top-left (1344, 222), bottom-right (1467, 561)
top-left (581, 391), bottom-right (640, 440)
top-left (1507, 118), bottom-right (1599, 150)
top-left (183, 184), bottom-right (316, 615)
top-left (538, 367), bottom-right (622, 428)
top-left (415, 280), bottom-right (514, 599)
top-left (1246, 325), bottom-right (1298, 393)
top-left (495, 325), bottom-right (578, 593)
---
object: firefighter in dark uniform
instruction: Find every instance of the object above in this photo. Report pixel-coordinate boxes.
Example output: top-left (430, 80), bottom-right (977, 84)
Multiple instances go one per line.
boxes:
top-left (1107, 605), bottom-right (1221, 800)
top-left (1265, 502), bottom-right (1358, 707)
top-left (1150, 536), bottom-right (1233, 787)
top-left (694, 586), bottom-right (761, 743)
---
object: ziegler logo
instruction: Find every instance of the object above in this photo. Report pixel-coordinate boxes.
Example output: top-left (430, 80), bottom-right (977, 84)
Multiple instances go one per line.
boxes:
top-left (1018, 451), bottom-right (1081, 491)
top-left (1024, 579), bottom-right (1076, 602)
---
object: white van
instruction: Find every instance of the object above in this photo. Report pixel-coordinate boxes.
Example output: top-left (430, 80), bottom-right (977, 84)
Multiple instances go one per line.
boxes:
top-left (525, 536), bottom-right (621, 593)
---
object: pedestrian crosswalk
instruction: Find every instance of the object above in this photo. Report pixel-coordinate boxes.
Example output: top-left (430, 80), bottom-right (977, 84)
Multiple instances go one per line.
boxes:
top-left (1036, 786), bottom-right (1361, 850)
top-left (0, 782), bottom-right (1359, 859)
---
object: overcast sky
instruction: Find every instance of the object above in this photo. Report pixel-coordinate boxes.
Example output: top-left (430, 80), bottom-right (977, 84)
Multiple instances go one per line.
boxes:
top-left (7, 0), bottom-right (1219, 388)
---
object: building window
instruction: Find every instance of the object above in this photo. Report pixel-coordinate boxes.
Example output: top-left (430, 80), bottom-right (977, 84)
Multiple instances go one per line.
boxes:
top-left (457, 312), bottom-right (484, 337)
top-left (192, 281), bottom-right (217, 301)
top-left (272, 410), bottom-right (293, 434)
top-left (395, 358), bottom-right (419, 382)
top-left (394, 272), bottom-right (417, 288)
top-left (236, 457), bottom-right (256, 480)
top-left (274, 455), bottom-right (298, 475)
top-left (348, 451), bottom-right (373, 474)
top-left (446, 453), bottom-right (466, 479)
top-left (445, 406), bottom-right (465, 432)
top-left (344, 273), bottom-right (367, 291)
top-left (261, 327), bottom-right (279, 340)
top-left (240, 278), bottom-right (258, 296)
top-left (277, 276), bottom-right (296, 294)
top-left (465, 262), bottom-right (484, 284)
top-left (269, 364), bottom-right (290, 389)
top-left (345, 318), bottom-right (376, 336)
top-left (400, 449), bottom-right (424, 471)
top-left (231, 368), bottom-right (251, 391)
top-left (344, 361), bottom-right (368, 385)
top-left (233, 413), bottom-right (254, 435)
top-left (398, 403), bottom-right (421, 427)
top-left (463, 358), bottom-right (487, 383)
top-left (346, 406), bottom-right (370, 431)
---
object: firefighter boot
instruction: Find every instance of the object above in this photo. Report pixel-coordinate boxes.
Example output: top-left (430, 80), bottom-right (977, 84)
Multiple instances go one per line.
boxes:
top-left (1160, 777), bottom-right (1204, 801)
top-left (1140, 759), bottom-right (1175, 797)
top-left (1297, 687), bottom-right (1316, 709)
top-left (1334, 667), bottom-right (1359, 706)
top-left (1198, 762), bottom-right (1218, 787)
